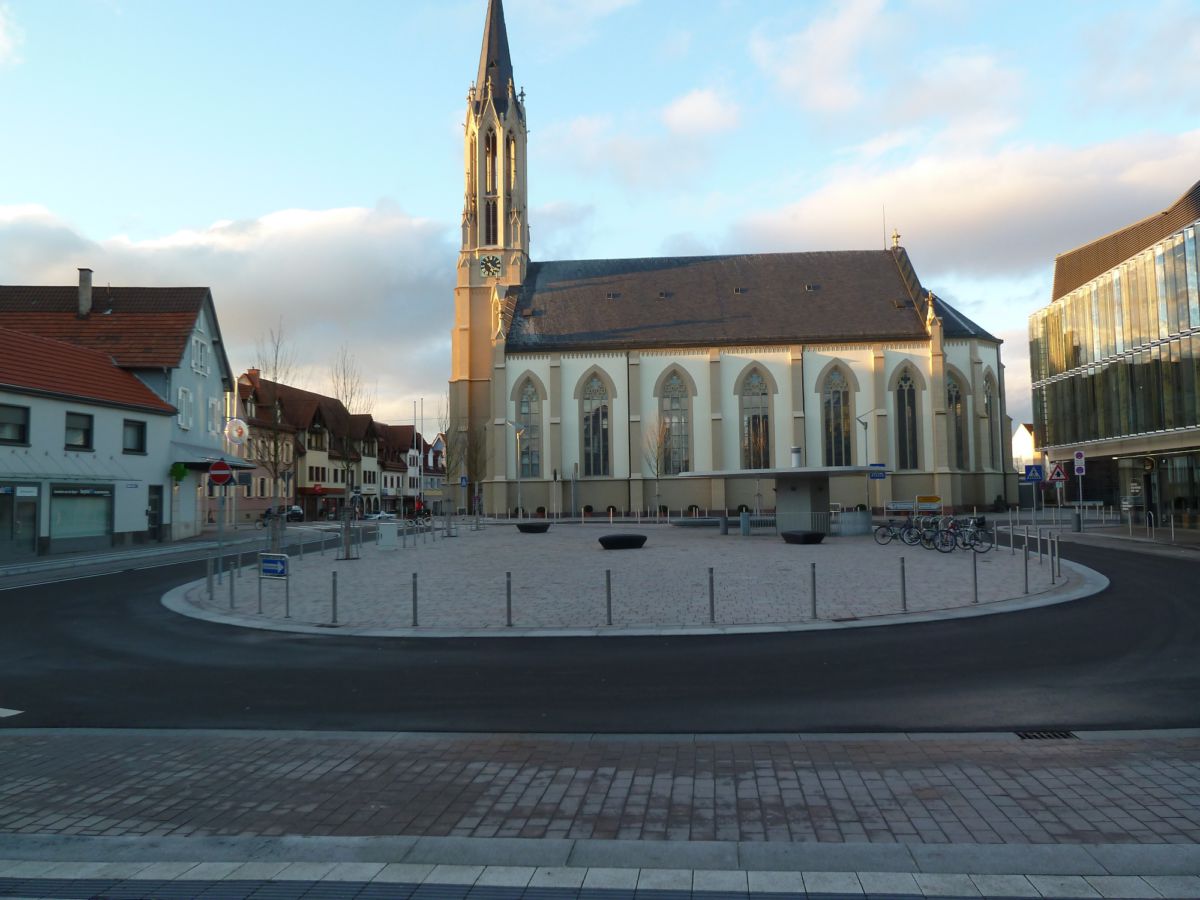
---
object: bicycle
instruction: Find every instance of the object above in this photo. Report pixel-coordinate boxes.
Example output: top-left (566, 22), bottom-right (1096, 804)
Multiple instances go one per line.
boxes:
top-left (956, 516), bottom-right (994, 552)
top-left (873, 519), bottom-right (906, 545)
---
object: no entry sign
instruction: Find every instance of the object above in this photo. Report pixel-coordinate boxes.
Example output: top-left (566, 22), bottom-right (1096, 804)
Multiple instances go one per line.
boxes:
top-left (209, 459), bottom-right (233, 486)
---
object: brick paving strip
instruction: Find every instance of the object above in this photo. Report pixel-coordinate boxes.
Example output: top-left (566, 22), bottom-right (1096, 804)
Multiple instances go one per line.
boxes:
top-left (1, 731), bottom-right (1198, 846)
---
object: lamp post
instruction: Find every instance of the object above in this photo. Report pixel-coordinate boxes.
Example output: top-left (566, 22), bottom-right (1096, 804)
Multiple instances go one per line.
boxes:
top-left (505, 420), bottom-right (525, 519)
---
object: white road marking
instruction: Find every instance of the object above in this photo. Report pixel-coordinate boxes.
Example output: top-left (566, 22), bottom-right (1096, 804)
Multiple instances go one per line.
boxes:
top-left (0, 707), bottom-right (24, 718)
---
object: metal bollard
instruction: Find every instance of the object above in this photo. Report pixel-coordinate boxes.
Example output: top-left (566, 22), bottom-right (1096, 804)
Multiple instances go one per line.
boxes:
top-left (1050, 535), bottom-right (1056, 585)
top-left (411, 573), bottom-right (418, 626)
top-left (229, 564), bottom-right (235, 610)
top-left (971, 548), bottom-right (978, 603)
top-left (605, 569), bottom-right (613, 626)
top-left (1037, 527), bottom-right (1044, 565)
top-left (257, 569), bottom-right (263, 615)
top-left (708, 567), bottom-right (715, 624)
top-left (236, 552), bottom-right (242, 579)
top-left (1055, 534), bottom-right (1062, 579)
top-left (1023, 537), bottom-right (1029, 595)
top-left (810, 562), bottom-right (817, 619)
top-left (284, 577), bottom-right (290, 618)
top-left (332, 571), bottom-right (338, 624)
top-left (206, 557), bottom-right (214, 601)
top-left (900, 556), bottom-right (907, 612)
top-left (506, 571), bottom-right (512, 627)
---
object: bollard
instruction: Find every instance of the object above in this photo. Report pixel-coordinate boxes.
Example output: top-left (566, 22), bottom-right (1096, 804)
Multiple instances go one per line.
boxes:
top-left (810, 562), bottom-right (817, 619)
top-left (606, 569), bottom-right (613, 626)
top-left (332, 571), bottom-right (338, 624)
top-left (1023, 537), bottom-right (1029, 595)
top-left (257, 569), bottom-right (263, 615)
top-left (284, 577), bottom-right (290, 618)
top-left (708, 567), bottom-right (715, 624)
top-left (1055, 534), bottom-right (1062, 579)
top-left (900, 556), bottom-right (907, 612)
top-left (1050, 535), bottom-right (1056, 585)
top-left (412, 573), bottom-right (418, 626)
top-left (237, 552), bottom-right (242, 579)
top-left (229, 563), bottom-right (235, 610)
top-left (971, 548), bottom-right (978, 604)
top-left (206, 557), bottom-right (214, 601)
top-left (1008, 509), bottom-right (1014, 555)
top-left (506, 571), bottom-right (513, 627)
top-left (1037, 527), bottom-right (1044, 565)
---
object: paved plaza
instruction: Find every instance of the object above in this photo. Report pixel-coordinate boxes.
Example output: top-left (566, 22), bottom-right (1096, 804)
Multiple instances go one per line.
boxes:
top-left (167, 522), bottom-right (1101, 636)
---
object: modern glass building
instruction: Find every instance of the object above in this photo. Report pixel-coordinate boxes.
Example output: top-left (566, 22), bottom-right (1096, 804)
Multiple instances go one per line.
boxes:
top-left (1029, 180), bottom-right (1200, 525)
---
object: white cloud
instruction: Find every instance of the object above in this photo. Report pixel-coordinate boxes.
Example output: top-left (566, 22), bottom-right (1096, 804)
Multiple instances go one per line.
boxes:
top-left (0, 203), bottom-right (458, 426)
top-left (749, 0), bottom-right (885, 112)
top-left (0, 5), bottom-right (24, 67)
top-left (530, 201), bottom-right (596, 261)
top-left (733, 130), bottom-right (1200, 278)
top-left (662, 89), bottom-right (740, 137)
top-left (511, 0), bottom-right (637, 52)
top-left (539, 113), bottom-right (710, 190)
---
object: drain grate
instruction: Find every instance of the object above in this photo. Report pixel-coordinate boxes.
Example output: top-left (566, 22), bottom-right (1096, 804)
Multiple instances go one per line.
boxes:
top-left (1016, 730), bottom-right (1078, 740)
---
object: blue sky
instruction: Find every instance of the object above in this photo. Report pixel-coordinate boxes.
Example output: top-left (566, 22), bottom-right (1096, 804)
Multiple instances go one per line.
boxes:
top-left (1, 0), bottom-right (1198, 428)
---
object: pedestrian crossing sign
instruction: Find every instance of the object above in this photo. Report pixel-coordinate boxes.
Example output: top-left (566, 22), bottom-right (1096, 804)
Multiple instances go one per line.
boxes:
top-left (1047, 462), bottom-right (1068, 483)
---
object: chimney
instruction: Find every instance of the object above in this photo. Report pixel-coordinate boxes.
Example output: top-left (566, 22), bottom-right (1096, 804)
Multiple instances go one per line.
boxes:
top-left (77, 268), bottom-right (93, 318)
top-left (246, 368), bottom-right (260, 379)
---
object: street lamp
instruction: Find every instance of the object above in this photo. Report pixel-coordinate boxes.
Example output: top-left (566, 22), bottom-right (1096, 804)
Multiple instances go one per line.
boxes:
top-left (504, 419), bottom-right (525, 519)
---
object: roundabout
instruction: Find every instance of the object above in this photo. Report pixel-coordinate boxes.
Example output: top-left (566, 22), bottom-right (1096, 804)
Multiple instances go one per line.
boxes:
top-left (163, 522), bottom-right (1107, 638)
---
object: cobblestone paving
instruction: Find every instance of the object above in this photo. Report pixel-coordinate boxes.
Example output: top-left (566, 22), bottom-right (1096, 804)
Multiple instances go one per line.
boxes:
top-left (1, 732), bottom-right (1197, 846)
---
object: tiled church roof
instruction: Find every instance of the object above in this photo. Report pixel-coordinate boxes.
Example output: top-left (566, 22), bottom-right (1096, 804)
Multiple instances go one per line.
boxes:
top-left (505, 250), bottom-right (997, 352)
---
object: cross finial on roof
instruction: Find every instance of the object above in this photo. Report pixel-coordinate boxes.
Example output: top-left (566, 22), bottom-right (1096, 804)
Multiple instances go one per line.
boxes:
top-left (891, 228), bottom-right (901, 249)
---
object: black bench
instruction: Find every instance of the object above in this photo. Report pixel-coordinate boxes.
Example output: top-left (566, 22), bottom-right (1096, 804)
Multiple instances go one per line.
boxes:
top-left (780, 530), bottom-right (825, 545)
top-left (516, 522), bottom-right (551, 534)
top-left (599, 533), bottom-right (647, 550)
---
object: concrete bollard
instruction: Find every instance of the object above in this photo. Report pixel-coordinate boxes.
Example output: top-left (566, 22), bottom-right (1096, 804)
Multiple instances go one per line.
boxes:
top-left (708, 567), bottom-right (715, 624)
top-left (605, 569), bottom-right (613, 626)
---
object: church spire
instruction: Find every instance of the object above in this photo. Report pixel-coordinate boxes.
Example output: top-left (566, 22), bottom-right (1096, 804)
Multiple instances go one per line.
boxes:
top-left (475, 0), bottom-right (515, 116)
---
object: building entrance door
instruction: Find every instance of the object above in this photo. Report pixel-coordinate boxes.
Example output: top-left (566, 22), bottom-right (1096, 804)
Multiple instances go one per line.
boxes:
top-left (148, 485), bottom-right (164, 542)
top-left (0, 487), bottom-right (38, 560)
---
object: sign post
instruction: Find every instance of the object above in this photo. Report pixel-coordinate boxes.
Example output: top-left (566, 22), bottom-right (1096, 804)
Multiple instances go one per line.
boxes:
top-left (257, 552), bottom-right (290, 617)
top-left (209, 459), bottom-right (234, 581)
top-left (1074, 450), bottom-right (1086, 509)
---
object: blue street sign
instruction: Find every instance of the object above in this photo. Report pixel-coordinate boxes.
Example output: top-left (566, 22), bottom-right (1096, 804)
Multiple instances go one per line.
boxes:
top-left (259, 553), bottom-right (289, 579)
top-left (460, 475), bottom-right (468, 488)
top-left (869, 463), bottom-right (886, 480)
top-left (1024, 464), bottom-right (1044, 482)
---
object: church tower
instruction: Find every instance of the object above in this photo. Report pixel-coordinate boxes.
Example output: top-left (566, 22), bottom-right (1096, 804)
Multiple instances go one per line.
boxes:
top-left (449, 0), bottom-right (529, 500)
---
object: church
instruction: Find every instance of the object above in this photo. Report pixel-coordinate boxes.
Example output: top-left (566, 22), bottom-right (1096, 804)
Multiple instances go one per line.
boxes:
top-left (449, 0), bottom-right (1015, 518)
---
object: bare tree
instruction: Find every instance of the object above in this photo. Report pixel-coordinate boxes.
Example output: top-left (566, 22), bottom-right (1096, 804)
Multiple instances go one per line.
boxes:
top-left (329, 343), bottom-right (370, 557)
top-left (253, 319), bottom-right (297, 552)
top-left (464, 422), bottom-right (488, 516)
top-left (437, 395), bottom-right (468, 515)
top-left (642, 414), bottom-right (670, 519)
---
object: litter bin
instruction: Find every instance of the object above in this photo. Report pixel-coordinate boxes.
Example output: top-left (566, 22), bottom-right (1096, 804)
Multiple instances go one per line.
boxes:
top-left (739, 511), bottom-right (750, 536)
top-left (1072, 511), bottom-right (1082, 533)
top-left (719, 513), bottom-right (729, 535)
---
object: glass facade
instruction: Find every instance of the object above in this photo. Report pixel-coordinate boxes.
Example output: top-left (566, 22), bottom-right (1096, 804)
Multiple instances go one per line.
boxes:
top-left (1030, 224), bottom-right (1200, 448)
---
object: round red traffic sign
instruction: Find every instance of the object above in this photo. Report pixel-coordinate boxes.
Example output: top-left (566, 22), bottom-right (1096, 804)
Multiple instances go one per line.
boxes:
top-left (209, 459), bottom-right (233, 486)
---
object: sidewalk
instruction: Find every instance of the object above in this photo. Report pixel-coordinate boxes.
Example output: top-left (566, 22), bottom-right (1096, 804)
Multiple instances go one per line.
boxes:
top-left (1, 729), bottom-right (1198, 898)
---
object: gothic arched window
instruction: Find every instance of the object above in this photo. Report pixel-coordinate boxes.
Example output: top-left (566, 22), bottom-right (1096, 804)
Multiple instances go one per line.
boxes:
top-left (947, 379), bottom-right (966, 469)
top-left (822, 368), bottom-right (852, 466)
top-left (484, 129), bottom-right (497, 194)
top-left (660, 372), bottom-right (689, 475)
top-left (984, 377), bottom-right (999, 470)
top-left (740, 370), bottom-right (771, 469)
top-left (518, 379), bottom-right (540, 478)
top-left (507, 132), bottom-right (517, 193)
top-left (582, 375), bottom-right (610, 477)
top-left (895, 370), bottom-right (919, 470)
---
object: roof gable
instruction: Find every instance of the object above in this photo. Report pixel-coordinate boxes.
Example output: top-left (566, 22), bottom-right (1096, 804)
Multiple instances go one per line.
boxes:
top-left (0, 285), bottom-right (211, 368)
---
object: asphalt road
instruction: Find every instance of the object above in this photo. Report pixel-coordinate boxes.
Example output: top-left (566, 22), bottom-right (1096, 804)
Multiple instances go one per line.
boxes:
top-left (1, 542), bottom-right (1197, 733)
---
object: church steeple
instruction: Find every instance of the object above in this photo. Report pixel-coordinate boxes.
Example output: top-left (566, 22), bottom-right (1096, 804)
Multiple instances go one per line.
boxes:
top-left (475, 0), bottom-right (515, 116)
top-left (462, 0), bottom-right (528, 263)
